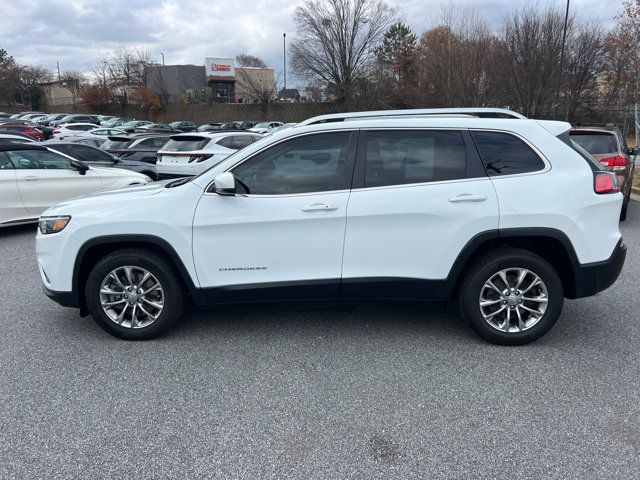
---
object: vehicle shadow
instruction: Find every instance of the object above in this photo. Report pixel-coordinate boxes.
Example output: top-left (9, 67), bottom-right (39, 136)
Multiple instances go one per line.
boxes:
top-left (0, 224), bottom-right (37, 239)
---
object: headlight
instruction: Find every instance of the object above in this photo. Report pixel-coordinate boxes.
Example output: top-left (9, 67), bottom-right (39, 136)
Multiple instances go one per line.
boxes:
top-left (39, 216), bottom-right (71, 234)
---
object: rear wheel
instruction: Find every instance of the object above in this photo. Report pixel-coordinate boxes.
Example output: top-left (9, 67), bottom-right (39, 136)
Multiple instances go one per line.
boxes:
top-left (85, 248), bottom-right (185, 340)
top-left (459, 248), bottom-right (564, 345)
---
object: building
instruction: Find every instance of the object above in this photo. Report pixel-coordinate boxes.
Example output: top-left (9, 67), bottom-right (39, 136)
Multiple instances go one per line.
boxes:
top-left (39, 80), bottom-right (75, 107)
top-left (205, 57), bottom-right (236, 102)
top-left (147, 65), bottom-right (207, 104)
top-left (236, 67), bottom-right (276, 103)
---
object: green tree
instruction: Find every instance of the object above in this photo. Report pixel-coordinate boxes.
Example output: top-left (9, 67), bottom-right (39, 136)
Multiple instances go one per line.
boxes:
top-left (375, 22), bottom-right (417, 84)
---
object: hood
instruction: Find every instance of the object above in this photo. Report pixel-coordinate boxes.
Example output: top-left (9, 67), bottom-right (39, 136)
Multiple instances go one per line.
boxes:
top-left (90, 166), bottom-right (147, 178)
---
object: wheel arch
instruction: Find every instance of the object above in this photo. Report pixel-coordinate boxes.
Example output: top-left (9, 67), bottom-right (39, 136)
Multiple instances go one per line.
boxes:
top-left (448, 228), bottom-right (581, 299)
top-left (72, 235), bottom-right (202, 315)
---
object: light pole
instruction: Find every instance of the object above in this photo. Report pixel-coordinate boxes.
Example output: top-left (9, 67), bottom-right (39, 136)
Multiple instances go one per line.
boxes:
top-left (161, 52), bottom-right (165, 66)
top-left (283, 33), bottom-right (287, 91)
top-left (554, 0), bottom-right (570, 120)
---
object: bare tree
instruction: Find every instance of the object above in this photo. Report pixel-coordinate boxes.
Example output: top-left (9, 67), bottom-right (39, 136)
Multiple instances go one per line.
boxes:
top-left (502, 5), bottom-right (571, 117)
top-left (290, 0), bottom-right (396, 104)
top-left (236, 53), bottom-right (267, 68)
top-left (236, 67), bottom-right (277, 103)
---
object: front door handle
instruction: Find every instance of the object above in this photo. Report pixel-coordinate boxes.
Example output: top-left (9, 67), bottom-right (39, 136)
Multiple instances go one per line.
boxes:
top-left (24, 176), bottom-right (40, 181)
top-left (301, 203), bottom-right (339, 212)
top-left (448, 193), bottom-right (487, 203)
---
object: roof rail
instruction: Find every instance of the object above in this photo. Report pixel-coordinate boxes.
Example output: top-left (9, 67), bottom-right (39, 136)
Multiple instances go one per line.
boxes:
top-left (299, 107), bottom-right (527, 126)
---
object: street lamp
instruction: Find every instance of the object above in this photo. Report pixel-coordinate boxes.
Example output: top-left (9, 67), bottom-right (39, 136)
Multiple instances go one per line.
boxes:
top-left (554, 0), bottom-right (570, 119)
top-left (161, 52), bottom-right (165, 66)
top-left (283, 33), bottom-right (287, 91)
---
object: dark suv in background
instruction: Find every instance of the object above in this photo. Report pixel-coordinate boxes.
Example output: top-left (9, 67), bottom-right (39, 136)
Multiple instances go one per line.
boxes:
top-left (570, 125), bottom-right (636, 220)
top-left (101, 134), bottom-right (171, 164)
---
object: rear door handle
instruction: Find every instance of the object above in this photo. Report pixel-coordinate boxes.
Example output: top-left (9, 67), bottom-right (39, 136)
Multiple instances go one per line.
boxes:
top-left (448, 193), bottom-right (487, 203)
top-left (302, 203), bottom-right (339, 212)
top-left (24, 176), bottom-right (40, 181)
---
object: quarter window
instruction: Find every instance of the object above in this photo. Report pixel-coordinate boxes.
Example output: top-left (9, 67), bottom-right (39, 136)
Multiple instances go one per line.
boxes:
top-left (232, 132), bottom-right (353, 194)
top-left (471, 131), bottom-right (544, 176)
top-left (364, 130), bottom-right (467, 187)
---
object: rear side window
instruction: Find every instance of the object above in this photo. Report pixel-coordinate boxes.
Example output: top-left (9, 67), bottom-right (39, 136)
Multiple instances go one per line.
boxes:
top-left (569, 132), bottom-right (618, 155)
top-left (364, 130), bottom-right (467, 187)
top-left (232, 135), bottom-right (256, 149)
top-left (471, 131), bottom-right (544, 176)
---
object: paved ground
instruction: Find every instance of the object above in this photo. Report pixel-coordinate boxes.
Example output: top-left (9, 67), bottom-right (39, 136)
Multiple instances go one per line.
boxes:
top-left (1, 206), bottom-right (639, 480)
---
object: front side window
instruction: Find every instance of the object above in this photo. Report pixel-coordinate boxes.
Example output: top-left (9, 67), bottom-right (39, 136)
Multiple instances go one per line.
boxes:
top-left (232, 131), bottom-right (353, 195)
top-left (471, 131), bottom-right (545, 176)
top-left (70, 145), bottom-right (113, 163)
top-left (364, 130), bottom-right (467, 187)
top-left (6, 150), bottom-right (75, 170)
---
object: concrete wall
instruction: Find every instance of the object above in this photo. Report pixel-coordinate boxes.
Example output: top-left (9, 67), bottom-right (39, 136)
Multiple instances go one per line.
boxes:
top-left (147, 65), bottom-right (207, 103)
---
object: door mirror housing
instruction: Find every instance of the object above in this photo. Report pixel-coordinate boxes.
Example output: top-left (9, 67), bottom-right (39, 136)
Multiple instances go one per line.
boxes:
top-left (213, 171), bottom-right (236, 195)
top-left (71, 160), bottom-right (89, 175)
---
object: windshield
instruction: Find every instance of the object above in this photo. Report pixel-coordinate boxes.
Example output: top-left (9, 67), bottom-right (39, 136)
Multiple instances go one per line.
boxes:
top-left (570, 132), bottom-right (618, 155)
top-left (161, 137), bottom-right (210, 152)
top-left (102, 139), bottom-right (133, 150)
top-left (253, 122), bottom-right (269, 128)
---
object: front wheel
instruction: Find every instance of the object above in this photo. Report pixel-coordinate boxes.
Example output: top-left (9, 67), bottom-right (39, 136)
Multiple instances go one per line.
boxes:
top-left (85, 248), bottom-right (185, 340)
top-left (459, 248), bottom-right (564, 345)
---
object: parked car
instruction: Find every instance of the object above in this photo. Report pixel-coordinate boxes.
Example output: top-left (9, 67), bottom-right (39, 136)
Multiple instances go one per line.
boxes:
top-left (0, 143), bottom-right (151, 227)
top-left (50, 114), bottom-right (100, 127)
top-left (22, 113), bottom-right (48, 122)
top-left (118, 120), bottom-right (152, 133)
top-left (155, 132), bottom-right (261, 177)
top-left (79, 127), bottom-right (128, 139)
top-left (0, 124), bottom-right (44, 141)
top-left (0, 133), bottom-right (37, 145)
top-left (54, 136), bottom-right (107, 148)
top-left (101, 134), bottom-right (171, 164)
top-left (37, 113), bottom-right (68, 127)
top-left (45, 142), bottom-right (159, 180)
top-left (196, 123), bottom-right (223, 132)
top-left (10, 111), bottom-right (43, 119)
top-left (0, 112), bottom-right (11, 118)
top-left (218, 122), bottom-right (247, 131)
top-left (248, 121), bottom-right (284, 134)
top-left (169, 121), bottom-right (197, 132)
top-left (98, 115), bottom-right (116, 124)
top-left (270, 123), bottom-right (297, 134)
top-left (569, 125), bottom-right (636, 220)
top-left (137, 123), bottom-right (183, 134)
top-left (101, 117), bottom-right (131, 127)
top-left (35, 108), bottom-right (626, 343)
top-left (52, 122), bottom-right (102, 139)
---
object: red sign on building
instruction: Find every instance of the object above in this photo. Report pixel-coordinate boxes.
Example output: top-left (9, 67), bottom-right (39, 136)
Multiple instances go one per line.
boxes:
top-left (212, 64), bottom-right (231, 72)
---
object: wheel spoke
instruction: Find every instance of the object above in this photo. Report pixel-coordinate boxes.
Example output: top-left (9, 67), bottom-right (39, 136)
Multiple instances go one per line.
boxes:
top-left (515, 307), bottom-right (525, 331)
top-left (103, 298), bottom-right (126, 307)
top-left (142, 297), bottom-right (163, 309)
top-left (483, 305), bottom-right (506, 320)
top-left (130, 304), bottom-right (138, 328)
top-left (115, 303), bottom-right (129, 325)
top-left (514, 269), bottom-right (527, 290)
top-left (123, 266), bottom-right (133, 286)
top-left (141, 282), bottom-right (160, 295)
top-left (101, 287), bottom-right (122, 295)
top-left (523, 296), bottom-right (548, 303)
top-left (520, 304), bottom-right (542, 316)
top-left (480, 298), bottom-right (503, 307)
top-left (521, 276), bottom-right (541, 295)
top-left (109, 272), bottom-right (125, 290)
top-left (138, 303), bottom-right (158, 321)
top-left (499, 271), bottom-right (510, 290)
top-left (503, 307), bottom-right (511, 331)
top-left (485, 280), bottom-right (503, 295)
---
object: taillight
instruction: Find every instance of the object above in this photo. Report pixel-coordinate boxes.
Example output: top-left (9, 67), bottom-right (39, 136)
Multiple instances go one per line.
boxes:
top-left (599, 155), bottom-right (627, 171)
top-left (594, 172), bottom-right (620, 194)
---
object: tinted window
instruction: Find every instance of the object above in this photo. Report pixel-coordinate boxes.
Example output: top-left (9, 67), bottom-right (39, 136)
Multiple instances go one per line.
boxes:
top-left (364, 130), bottom-right (466, 187)
top-left (570, 132), bottom-right (618, 155)
top-left (6, 150), bottom-right (75, 170)
top-left (217, 136), bottom-right (235, 149)
top-left (162, 137), bottom-right (210, 152)
top-left (0, 152), bottom-right (13, 169)
top-left (69, 145), bottom-right (113, 163)
top-left (102, 139), bottom-right (132, 150)
top-left (232, 135), bottom-right (255, 149)
top-left (471, 131), bottom-right (544, 176)
top-left (233, 132), bottom-right (352, 195)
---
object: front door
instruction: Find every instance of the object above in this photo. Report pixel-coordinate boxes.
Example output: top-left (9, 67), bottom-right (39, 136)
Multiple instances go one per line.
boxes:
top-left (192, 130), bottom-right (357, 302)
top-left (8, 149), bottom-right (102, 214)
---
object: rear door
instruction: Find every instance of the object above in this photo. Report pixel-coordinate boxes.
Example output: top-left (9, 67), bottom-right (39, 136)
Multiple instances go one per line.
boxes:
top-left (342, 129), bottom-right (499, 298)
top-left (9, 149), bottom-right (102, 214)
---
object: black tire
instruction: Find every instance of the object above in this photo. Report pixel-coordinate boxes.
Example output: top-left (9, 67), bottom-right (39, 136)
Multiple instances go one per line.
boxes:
top-left (459, 248), bottom-right (564, 345)
top-left (85, 248), bottom-right (185, 340)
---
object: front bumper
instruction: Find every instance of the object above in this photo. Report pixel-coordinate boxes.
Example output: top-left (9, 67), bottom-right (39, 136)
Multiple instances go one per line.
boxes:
top-left (572, 238), bottom-right (626, 298)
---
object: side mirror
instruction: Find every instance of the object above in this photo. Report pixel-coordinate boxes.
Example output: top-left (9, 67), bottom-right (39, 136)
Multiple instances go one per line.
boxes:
top-left (71, 160), bottom-right (89, 175)
top-left (630, 146), bottom-right (640, 156)
top-left (213, 171), bottom-right (236, 196)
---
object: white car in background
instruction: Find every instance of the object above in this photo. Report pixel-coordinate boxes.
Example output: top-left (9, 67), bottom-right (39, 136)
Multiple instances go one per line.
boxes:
top-left (52, 123), bottom-right (101, 139)
top-left (79, 127), bottom-right (127, 139)
top-left (248, 121), bottom-right (284, 134)
top-left (0, 144), bottom-right (151, 227)
top-left (156, 132), bottom-right (261, 178)
top-left (0, 133), bottom-right (37, 145)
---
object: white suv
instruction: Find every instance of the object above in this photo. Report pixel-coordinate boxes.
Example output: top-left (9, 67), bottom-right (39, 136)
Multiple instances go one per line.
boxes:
top-left (36, 109), bottom-right (626, 345)
top-left (156, 132), bottom-right (261, 178)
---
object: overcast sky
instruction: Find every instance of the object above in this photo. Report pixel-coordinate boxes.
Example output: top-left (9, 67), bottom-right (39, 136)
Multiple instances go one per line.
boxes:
top-left (0, 0), bottom-right (622, 87)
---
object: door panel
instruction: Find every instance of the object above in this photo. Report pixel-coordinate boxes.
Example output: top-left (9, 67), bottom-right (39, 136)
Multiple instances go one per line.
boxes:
top-left (0, 158), bottom-right (29, 224)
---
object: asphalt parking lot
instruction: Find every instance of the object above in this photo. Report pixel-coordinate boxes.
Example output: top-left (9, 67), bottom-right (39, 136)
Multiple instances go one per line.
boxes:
top-left (1, 205), bottom-right (639, 479)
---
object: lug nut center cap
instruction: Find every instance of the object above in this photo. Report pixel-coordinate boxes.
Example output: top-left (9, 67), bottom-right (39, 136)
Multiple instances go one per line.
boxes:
top-left (506, 295), bottom-right (519, 306)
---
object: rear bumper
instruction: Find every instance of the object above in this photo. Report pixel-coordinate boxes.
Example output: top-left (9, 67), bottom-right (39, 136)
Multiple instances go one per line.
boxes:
top-left (572, 238), bottom-right (626, 298)
top-left (43, 285), bottom-right (79, 308)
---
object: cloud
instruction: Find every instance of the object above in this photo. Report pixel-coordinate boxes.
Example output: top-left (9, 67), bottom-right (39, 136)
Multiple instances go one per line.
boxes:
top-left (0, 0), bottom-right (622, 86)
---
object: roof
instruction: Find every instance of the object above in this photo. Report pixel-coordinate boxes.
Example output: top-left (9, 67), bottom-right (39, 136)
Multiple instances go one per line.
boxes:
top-left (0, 143), bottom-right (46, 152)
top-left (169, 131), bottom-right (256, 140)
